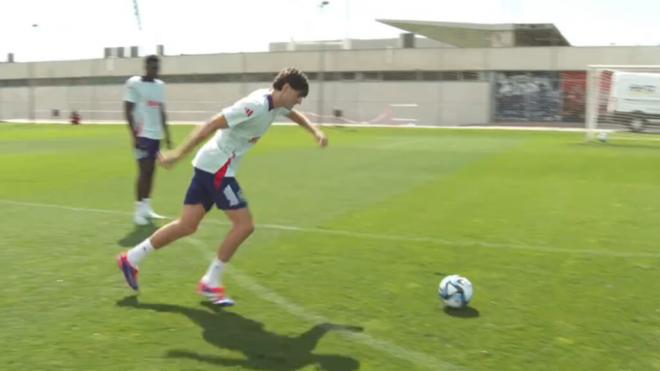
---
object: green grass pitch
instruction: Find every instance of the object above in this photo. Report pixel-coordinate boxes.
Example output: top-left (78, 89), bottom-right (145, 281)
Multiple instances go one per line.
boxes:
top-left (0, 123), bottom-right (658, 370)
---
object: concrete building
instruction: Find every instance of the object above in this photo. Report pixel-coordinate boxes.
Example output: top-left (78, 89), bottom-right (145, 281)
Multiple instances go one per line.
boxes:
top-left (1, 21), bottom-right (659, 125)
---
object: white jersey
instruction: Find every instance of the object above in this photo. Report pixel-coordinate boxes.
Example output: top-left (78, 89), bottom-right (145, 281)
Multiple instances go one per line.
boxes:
top-left (123, 76), bottom-right (166, 140)
top-left (192, 89), bottom-right (290, 176)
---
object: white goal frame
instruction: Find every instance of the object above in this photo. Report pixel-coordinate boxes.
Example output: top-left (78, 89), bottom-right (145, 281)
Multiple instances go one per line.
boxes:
top-left (586, 64), bottom-right (660, 140)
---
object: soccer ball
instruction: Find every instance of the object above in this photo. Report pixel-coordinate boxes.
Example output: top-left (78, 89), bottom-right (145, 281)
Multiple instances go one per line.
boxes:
top-left (597, 131), bottom-right (608, 142)
top-left (438, 275), bottom-right (473, 309)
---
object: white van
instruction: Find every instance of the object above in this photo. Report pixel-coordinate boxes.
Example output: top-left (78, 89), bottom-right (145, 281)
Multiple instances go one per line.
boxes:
top-left (607, 72), bottom-right (660, 131)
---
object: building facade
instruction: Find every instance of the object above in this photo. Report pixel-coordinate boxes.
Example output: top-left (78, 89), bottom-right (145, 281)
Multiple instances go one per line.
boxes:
top-left (2, 45), bottom-right (660, 125)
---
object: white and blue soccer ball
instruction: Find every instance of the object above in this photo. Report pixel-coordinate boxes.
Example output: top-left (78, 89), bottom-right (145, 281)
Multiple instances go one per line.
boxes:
top-left (598, 131), bottom-right (609, 143)
top-left (438, 275), bottom-right (473, 309)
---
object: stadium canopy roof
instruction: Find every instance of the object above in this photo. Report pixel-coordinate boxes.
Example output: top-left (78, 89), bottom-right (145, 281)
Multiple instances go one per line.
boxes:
top-left (376, 20), bottom-right (570, 47)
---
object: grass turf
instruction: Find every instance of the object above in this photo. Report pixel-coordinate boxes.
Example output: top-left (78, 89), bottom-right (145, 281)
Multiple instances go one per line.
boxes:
top-left (0, 123), bottom-right (658, 370)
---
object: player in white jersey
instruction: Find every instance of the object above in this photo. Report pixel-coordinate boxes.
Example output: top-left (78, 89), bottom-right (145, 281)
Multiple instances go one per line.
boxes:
top-left (118, 67), bottom-right (327, 305)
top-left (123, 55), bottom-right (172, 226)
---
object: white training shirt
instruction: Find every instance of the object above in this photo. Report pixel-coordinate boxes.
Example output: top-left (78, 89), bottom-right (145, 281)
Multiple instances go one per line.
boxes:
top-left (123, 76), bottom-right (166, 140)
top-left (192, 89), bottom-right (291, 176)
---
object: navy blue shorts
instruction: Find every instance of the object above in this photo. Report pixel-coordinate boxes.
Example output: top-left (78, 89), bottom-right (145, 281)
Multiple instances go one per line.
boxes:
top-left (184, 168), bottom-right (248, 211)
top-left (134, 137), bottom-right (161, 160)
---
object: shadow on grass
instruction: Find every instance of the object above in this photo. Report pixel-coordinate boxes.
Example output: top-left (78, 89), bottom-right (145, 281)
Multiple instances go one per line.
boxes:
top-left (442, 306), bottom-right (480, 318)
top-left (116, 224), bottom-right (158, 247)
top-left (116, 296), bottom-right (362, 370)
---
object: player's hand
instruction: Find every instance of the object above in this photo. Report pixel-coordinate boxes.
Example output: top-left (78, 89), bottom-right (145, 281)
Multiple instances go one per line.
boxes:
top-left (165, 138), bottom-right (173, 150)
top-left (158, 150), bottom-right (180, 169)
top-left (315, 131), bottom-right (328, 148)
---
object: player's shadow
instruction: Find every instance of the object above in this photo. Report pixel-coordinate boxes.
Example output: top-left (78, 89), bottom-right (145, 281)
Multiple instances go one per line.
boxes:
top-left (116, 224), bottom-right (158, 247)
top-left (443, 306), bottom-right (480, 318)
top-left (116, 296), bottom-right (362, 370)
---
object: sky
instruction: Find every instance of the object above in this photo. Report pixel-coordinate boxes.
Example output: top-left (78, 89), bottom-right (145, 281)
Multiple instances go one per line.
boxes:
top-left (1, 0), bottom-right (660, 62)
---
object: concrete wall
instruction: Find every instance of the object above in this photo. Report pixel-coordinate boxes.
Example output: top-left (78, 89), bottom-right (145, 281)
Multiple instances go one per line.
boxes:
top-left (308, 80), bottom-right (489, 125)
top-left (0, 87), bottom-right (30, 120)
top-left (3, 46), bottom-right (660, 78)
top-left (2, 46), bottom-right (660, 124)
top-left (1, 80), bottom-right (490, 125)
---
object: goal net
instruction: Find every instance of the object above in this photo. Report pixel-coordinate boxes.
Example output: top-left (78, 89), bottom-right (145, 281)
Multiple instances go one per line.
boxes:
top-left (586, 65), bottom-right (660, 140)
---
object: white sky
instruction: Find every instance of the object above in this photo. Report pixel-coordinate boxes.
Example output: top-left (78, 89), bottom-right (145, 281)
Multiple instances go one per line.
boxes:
top-left (1, 0), bottom-right (660, 62)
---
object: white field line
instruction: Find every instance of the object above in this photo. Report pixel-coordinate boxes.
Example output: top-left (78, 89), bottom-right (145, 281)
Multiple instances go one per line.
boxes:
top-left (0, 199), bottom-right (129, 215)
top-left (185, 237), bottom-right (460, 371)
top-left (1, 198), bottom-right (659, 259)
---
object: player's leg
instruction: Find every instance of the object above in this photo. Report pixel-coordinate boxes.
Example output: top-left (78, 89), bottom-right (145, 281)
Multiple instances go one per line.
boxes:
top-left (198, 177), bottom-right (252, 306)
top-left (218, 207), bottom-right (255, 262)
top-left (134, 138), bottom-right (164, 224)
top-left (119, 203), bottom-right (207, 291)
top-left (137, 157), bottom-right (155, 201)
top-left (119, 168), bottom-right (213, 291)
top-left (149, 203), bottom-right (207, 248)
top-left (140, 155), bottom-right (166, 219)
top-left (199, 207), bottom-right (254, 286)
top-left (198, 207), bottom-right (253, 306)
top-left (133, 141), bottom-right (149, 225)
top-left (139, 157), bottom-right (165, 219)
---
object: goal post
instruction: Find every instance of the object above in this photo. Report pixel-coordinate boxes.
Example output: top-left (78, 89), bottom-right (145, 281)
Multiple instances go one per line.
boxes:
top-left (586, 64), bottom-right (660, 140)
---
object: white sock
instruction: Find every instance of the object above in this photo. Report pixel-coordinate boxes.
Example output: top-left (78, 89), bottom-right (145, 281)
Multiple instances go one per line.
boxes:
top-left (201, 257), bottom-right (225, 287)
top-left (126, 238), bottom-right (154, 267)
top-left (143, 198), bottom-right (152, 211)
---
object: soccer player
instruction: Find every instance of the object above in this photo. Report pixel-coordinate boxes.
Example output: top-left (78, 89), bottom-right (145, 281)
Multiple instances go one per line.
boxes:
top-left (124, 55), bottom-right (172, 225)
top-left (118, 67), bottom-right (327, 306)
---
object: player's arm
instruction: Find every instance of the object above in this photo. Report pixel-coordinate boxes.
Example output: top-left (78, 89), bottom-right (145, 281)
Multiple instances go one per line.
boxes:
top-left (123, 79), bottom-right (139, 148)
top-left (160, 103), bottom-right (172, 149)
top-left (159, 114), bottom-right (229, 168)
top-left (287, 109), bottom-right (328, 147)
top-left (124, 101), bottom-right (138, 148)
